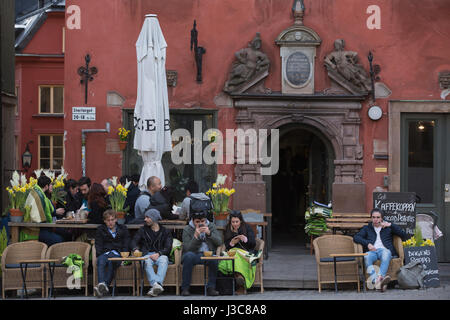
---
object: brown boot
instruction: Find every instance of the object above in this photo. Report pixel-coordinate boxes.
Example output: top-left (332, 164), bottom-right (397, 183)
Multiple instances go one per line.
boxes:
top-left (234, 273), bottom-right (247, 295)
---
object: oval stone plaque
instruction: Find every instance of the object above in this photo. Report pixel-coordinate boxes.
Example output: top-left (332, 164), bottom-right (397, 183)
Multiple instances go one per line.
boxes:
top-left (286, 51), bottom-right (311, 86)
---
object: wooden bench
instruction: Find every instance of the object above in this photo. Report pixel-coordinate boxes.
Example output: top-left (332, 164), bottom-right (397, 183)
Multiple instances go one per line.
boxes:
top-left (326, 213), bottom-right (371, 236)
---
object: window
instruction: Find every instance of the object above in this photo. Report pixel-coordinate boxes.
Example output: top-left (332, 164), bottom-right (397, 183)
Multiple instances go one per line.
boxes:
top-left (39, 135), bottom-right (64, 170)
top-left (39, 85), bottom-right (64, 114)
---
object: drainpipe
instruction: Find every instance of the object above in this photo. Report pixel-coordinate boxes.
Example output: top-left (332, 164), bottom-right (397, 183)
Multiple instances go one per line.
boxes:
top-left (81, 122), bottom-right (110, 176)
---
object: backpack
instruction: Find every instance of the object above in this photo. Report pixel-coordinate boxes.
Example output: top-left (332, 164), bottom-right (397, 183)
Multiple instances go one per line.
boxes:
top-left (396, 260), bottom-right (426, 289)
top-left (189, 196), bottom-right (213, 222)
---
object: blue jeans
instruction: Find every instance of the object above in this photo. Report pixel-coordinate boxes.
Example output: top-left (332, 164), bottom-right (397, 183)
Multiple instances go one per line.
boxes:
top-left (364, 248), bottom-right (392, 282)
top-left (97, 252), bottom-right (121, 286)
top-left (144, 253), bottom-right (169, 286)
top-left (181, 252), bottom-right (218, 291)
top-left (39, 229), bottom-right (64, 246)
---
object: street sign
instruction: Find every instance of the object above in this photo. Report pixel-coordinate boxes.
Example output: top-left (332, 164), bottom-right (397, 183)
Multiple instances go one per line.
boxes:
top-left (72, 106), bottom-right (96, 121)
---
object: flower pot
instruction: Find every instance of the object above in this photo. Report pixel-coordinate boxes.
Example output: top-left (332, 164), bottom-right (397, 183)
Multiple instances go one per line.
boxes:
top-left (118, 141), bottom-right (128, 151)
top-left (214, 212), bottom-right (229, 227)
top-left (9, 208), bottom-right (24, 223)
top-left (116, 211), bottom-right (126, 224)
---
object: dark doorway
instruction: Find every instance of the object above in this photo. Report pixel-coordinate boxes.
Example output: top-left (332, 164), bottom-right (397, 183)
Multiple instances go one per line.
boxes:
top-left (271, 126), bottom-right (334, 247)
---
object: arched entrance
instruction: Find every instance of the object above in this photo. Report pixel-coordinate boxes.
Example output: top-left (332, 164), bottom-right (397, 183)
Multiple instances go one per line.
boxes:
top-left (269, 124), bottom-right (335, 246)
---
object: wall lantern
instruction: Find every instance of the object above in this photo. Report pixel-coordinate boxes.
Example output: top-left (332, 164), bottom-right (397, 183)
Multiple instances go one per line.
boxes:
top-left (22, 142), bottom-right (33, 170)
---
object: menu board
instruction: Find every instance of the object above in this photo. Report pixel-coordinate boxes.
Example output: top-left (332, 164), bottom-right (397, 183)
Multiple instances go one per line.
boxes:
top-left (404, 246), bottom-right (440, 288)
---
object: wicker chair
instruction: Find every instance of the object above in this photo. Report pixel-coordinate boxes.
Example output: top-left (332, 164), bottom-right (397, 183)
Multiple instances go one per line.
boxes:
top-left (45, 242), bottom-right (91, 297)
top-left (1, 241), bottom-right (48, 298)
top-left (216, 238), bottom-right (265, 293)
top-left (313, 235), bottom-right (360, 292)
top-left (92, 243), bottom-right (137, 296)
top-left (137, 247), bottom-right (182, 295)
top-left (356, 235), bottom-right (404, 285)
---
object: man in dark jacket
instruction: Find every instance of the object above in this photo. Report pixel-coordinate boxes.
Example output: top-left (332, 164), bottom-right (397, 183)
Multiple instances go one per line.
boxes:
top-left (181, 212), bottom-right (222, 296)
top-left (131, 176), bottom-right (169, 223)
top-left (131, 209), bottom-right (172, 297)
top-left (94, 210), bottom-right (130, 297)
top-left (353, 208), bottom-right (408, 291)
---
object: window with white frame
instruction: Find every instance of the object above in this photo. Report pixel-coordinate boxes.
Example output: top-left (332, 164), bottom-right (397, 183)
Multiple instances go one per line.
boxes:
top-left (39, 85), bottom-right (64, 114)
top-left (39, 135), bottom-right (64, 170)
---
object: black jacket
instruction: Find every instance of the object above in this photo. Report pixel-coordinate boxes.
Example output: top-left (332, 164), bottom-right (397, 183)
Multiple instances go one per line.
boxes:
top-left (131, 224), bottom-right (173, 257)
top-left (149, 192), bottom-right (179, 220)
top-left (88, 201), bottom-right (108, 224)
top-left (64, 191), bottom-right (81, 213)
top-left (224, 223), bottom-right (256, 252)
top-left (353, 222), bottom-right (408, 257)
top-left (95, 224), bottom-right (131, 257)
top-left (124, 183), bottom-right (140, 219)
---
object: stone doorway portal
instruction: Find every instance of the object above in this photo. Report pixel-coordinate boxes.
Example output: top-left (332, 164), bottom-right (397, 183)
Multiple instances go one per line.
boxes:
top-left (270, 124), bottom-right (335, 247)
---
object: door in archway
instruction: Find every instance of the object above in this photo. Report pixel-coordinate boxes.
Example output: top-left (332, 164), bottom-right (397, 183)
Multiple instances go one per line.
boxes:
top-left (271, 126), bottom-right (334, 247)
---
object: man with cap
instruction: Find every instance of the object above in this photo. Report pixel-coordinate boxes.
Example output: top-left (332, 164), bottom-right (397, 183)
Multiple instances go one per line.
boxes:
top-left (181, 211), bottom-right (223, 296)
top-left (131, 208), bottom-right (173, 297)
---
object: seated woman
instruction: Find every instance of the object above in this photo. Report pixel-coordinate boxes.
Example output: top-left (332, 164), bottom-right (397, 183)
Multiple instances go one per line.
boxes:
top-left (87, 183), bottom-right (109, 224)
top-left (218, 210), bottom-right (259, 294)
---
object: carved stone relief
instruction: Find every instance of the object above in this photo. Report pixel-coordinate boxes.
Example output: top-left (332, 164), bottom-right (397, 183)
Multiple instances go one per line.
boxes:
top-left (324, 39), bottom-right (372, 96)
top-left (223, 33), bottom-right (270, 94)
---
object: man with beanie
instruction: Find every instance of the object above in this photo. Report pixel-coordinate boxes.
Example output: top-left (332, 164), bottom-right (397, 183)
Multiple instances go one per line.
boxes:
top-left (181, 212), bottom-right (222, 296)
top-left (131, 208), bottom-right (173, 297)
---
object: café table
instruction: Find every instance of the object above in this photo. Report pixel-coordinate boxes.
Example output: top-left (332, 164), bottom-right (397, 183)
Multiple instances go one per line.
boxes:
top-left (107, 256), bottom-right (147, 296)
top-left (200, 255), bottom-right (236, 296)
top-left (329, 252), bottom-right (368, 293)
top-left (19, 258), bottom-right (59, 299)
top-left (8, 220), bottom-right (187, 244)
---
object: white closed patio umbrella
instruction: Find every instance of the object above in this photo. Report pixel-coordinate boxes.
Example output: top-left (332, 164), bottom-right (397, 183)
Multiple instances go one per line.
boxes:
top-left (134, 14), bottom-right (172, 190)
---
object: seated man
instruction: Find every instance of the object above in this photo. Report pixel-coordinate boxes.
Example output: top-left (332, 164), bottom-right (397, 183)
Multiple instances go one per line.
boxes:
top-left (131, 209), bottom-right (172, 297)
top-left (23, 175), bottom-right (65, 245)
top-left (353, 208), bottom-right (407, 291)
top-left (181, 212), bottom-right (222, 296)
top-left (132, 176), bottom-right (166, 224)
top-left (94, 210), bottom-right (130, 298)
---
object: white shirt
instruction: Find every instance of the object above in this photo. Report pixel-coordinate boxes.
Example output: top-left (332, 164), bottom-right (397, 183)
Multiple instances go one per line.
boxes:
top-left (373, 226), bottom-right (386, 250)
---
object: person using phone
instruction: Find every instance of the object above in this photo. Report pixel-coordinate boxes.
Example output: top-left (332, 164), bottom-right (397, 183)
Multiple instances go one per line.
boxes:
top-left (353, 208), bottom-right (407, 291)
top-left (181, 212), bottom-right (223, 296)
top-left (220, 210), bottom-right (257, 295)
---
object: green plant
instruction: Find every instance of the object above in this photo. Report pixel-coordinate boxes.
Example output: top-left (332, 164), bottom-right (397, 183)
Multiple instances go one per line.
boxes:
top-left (0, 226), bottom-right (8, 277)
top-left (304, 205), bottom-right (332, 236)
top-left (403, 226), bottom-right (434, 247)
top-left (5, 171), bottom-right (32, 211)
top-left (107, 177), bottom-right (131, 212)
top-left (205, 174), bottom-right (235, 215)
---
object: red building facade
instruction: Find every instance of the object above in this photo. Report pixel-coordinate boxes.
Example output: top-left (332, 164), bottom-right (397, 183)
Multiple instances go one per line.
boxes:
top-left (61, 0), bottom-right (450, 260)
top-left (15, 4), bottom-right (65, 174)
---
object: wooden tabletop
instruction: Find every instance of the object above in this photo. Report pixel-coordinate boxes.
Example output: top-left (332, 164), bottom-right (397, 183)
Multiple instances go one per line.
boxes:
top-left (108, 257), bottom-right (147, 261)
top-left (200, 256), bottom-right (236, 260)
top-left (329, 253), bottom-right (368, 258)
top-left (8, 221), bottom-right (187, 229)
top-left (19, 259), bottom-right (59, 264)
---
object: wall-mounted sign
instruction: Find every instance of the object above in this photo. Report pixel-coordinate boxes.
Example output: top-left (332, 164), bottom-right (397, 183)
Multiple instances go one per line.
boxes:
top-left (72, 106), bottom-right (96, 121)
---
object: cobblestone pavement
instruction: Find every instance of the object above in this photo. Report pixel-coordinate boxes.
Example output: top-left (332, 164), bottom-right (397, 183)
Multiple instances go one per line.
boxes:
top-left (11, 282), bottom-right (449, 300)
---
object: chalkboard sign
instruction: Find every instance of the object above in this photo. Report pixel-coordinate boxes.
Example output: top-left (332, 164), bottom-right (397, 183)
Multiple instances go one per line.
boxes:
top-left (404, 246), bottom-right (440, 288)
top-left (373, 192), bottom-right (416, 236)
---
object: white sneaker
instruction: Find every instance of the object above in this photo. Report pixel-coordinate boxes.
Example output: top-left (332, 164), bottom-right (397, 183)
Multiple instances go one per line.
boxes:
top-left (98, 282), bottom-right (109, 296)
top-left (94, 286), bottom-right (103, 297)
top-left (150, 282), bottom-right (164, 297)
